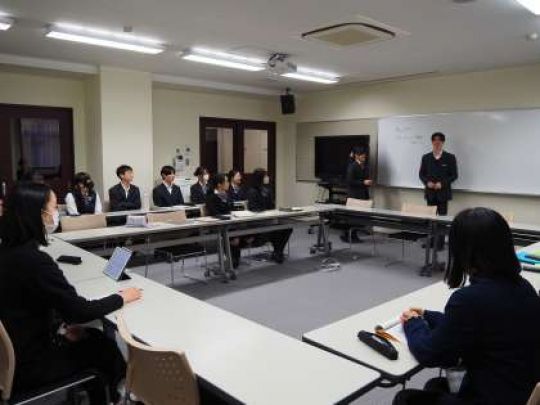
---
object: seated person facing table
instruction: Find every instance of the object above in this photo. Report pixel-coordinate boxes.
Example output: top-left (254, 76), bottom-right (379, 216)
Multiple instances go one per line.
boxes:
top-left (108, 164), bottom-right (141, 212)
top-left (0, 183), bottom-right (142, 404)
top-left (206, 173), bottom-right (246, 269)
top-left (65, 172), bottom-right (103, 216)
top-left (152, 165), bottom-right (184, 207)
top-left (395, 207), bottom-right (540, 405)
top-left (227, 169), bottom-right (246, 202)
top-left (246, 168), bottom-right (292, 264)
top-left (190, 166), bottom-right (210, 205)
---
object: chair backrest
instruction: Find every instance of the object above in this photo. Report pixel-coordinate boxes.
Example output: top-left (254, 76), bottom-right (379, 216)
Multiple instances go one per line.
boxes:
top-left (401, 203), bottom-right (437, 216)
top-left (0, 321), bottom-right (15, 401)
top-left (146, 210), bottom-right (187, 224)
top-left (116, 315), bottom-right (199, 405)
top-left (199, 205), bottom-right (207, 217)
top-left (527, 383), bottom-right (540, 405)
top-left (60, 214), bottom-right (107, 232)
top-left (345, 198), bottom-right (374, 209)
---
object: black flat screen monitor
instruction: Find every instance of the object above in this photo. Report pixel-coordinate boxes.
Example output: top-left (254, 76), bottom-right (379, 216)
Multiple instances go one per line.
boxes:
top-left (314, 135), bottom-right (370, 181)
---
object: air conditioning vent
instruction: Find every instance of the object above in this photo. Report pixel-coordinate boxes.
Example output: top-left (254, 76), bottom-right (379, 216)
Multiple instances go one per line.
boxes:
top-left (302, 22), bottom-right (396, 47)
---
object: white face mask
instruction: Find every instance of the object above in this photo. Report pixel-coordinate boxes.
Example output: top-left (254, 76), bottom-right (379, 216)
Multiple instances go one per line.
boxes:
top-left (202, 174), bottom-right (210, 182)
top-left (263, 176), bottom-right (270, 185)
top-left (43, 210), bottom-right (60, 235)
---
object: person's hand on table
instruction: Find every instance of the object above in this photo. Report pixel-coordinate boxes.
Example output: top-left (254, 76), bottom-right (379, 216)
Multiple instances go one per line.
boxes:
top-left (364, 179), bottom-right (373, 186)
top-left (409, 307), bottom-right (425, 317)
top-left (427, 181), bottom-right (435, 189)
top-left (119, 288), bottom-right (142, 304)
top-left (400, 309), bottom-right (420, 324)
top-left (435, 182), bottom-right (442, 190)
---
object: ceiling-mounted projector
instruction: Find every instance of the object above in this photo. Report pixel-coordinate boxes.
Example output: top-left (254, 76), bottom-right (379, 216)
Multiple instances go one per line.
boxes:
top-left (266, 53), bottom-right (297, 76)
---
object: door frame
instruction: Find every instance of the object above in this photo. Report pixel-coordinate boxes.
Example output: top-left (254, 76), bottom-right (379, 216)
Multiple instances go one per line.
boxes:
top-left (0, 103), bottom-right (74, 200)
top-left (199, 117), bottom-right (276, 183)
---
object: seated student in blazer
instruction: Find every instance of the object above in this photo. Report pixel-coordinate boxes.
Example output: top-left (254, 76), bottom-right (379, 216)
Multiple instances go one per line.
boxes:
top-left (108, 165), bottom-right (141, 212)
top-left (227, 169), bottom-right (246, 202)
top-left (152, 165), bottom-right (184, 207)
top-left (0, 182), bottom-right (142, 404)
top-left (190, 166), bottom-right (210, 204)
top-left (394, 208), bottom-right (540, 405)
top-left (65, 172), bottom-right (102, 216)
top-left (246, 168), bottom-right (292, 264)
top-left (206, 173), bottom-right (245, 269)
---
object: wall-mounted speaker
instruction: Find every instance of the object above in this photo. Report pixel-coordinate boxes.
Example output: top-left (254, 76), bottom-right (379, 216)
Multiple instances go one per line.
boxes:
top-left (280, 91), bottom-right (295, 115)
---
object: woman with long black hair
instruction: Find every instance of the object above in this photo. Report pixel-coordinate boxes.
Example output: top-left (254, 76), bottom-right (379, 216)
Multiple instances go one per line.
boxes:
top-left (394, 208), bottom-right (540, 405)
top-left (0, 182), bottom-right (142, 404)
top-left (65, 172), bottom-right (103, 215)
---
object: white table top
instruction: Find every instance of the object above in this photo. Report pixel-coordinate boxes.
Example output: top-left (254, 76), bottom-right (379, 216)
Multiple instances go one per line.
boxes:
top-left (304, 270), bottom-right (540, 380)
top-left (56, 206), bottom-right (326, 244)
top-left (44, 237), bottom-right (380, 404)
top-left (105, 205), bottom-right (202, 218)
top-left (41, 237), bottom-right (107, 284)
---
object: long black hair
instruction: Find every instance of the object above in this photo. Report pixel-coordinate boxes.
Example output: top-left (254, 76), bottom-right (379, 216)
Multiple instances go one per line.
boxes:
top-left (0, 182), bottom-right (52, 247)
top-left (250, 168), bottom-right (267, 188)
top-left (445, 207), bottom-right (521, 288)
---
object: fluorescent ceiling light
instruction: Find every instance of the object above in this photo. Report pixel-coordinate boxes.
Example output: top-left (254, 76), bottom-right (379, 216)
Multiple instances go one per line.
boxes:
top-left (46, 23), bottom-right (164, 54)
top-left (515, 0), bottom-right (540, 15)
top-left (282, 67), bottom-right (340, 84)
top-left (0, 17), bottom-right (14, 31)
top-left (181, 48), bottom-right (265, 72)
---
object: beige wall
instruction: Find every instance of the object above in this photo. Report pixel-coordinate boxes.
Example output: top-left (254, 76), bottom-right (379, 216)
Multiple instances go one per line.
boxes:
top-left (152, 87), bottom-right (288, 203)
top-left (0, 70), bottom-right (87, 171)
top-left (287, 64), bottom-right (540, 224)
top-left (99, 68), bottom-right (154, 200)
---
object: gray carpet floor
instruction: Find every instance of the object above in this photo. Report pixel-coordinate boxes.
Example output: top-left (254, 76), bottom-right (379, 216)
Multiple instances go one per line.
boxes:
top-left (130, 225), bottom-right (446, 404)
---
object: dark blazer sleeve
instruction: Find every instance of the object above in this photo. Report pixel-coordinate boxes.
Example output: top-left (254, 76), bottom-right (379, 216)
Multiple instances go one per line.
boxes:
top-left (152, 185), bottom-right (162, 207)
top-left (130, 186), bottom-right (142, 210)
top-left (108, 185), bottom-right (122, 212)
top-left (247, 188), bottom-right (262, 212)
top-left (347, 164), bottom-right (369, 187)
top-left (404, 289), bottom-right (475, 367)
top-left (173, 185), bottom-right (184, 205)
top-left (30, 251), bottom-right (123, 324)
top-left (419, 154), bottom-right (429, 186)
top-left (190, 184), bottom-right (206, 204)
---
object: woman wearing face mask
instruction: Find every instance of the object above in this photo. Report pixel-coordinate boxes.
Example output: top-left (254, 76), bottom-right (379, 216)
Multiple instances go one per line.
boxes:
top-left (65, 172), bottom-right (103, 216)
top-left (0, 183), bottom-right (142, 404)
top-left (227, 169), bottom-right (246, 202)
top-left (190, 166), bottom-right (210, 204)
top-left (206, 173), bottom-right (245, 270)
top-left (246, 168), bottom-right (292, 263)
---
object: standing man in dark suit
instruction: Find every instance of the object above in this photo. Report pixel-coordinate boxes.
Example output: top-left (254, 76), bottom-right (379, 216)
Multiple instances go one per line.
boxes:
top-left (152, 165), bottom-right (184, 207)
top-left (419, 132), bottom-right (458, 249)
top-left (108, 165), bottom-right (142, 212)
top-left (341, 146), bottom-right (372, 243)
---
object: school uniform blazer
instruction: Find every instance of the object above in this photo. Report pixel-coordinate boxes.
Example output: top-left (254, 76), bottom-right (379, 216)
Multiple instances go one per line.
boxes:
top-left (227, 185), bottom-right (246, 202)
top-left (346, 160), bottom-right (370, 200)
top-left (206, 192), bottom-right (233, 216)
top-left (404, 275), bottom-right (540, 405)
top-left (247, 186), bottom-right (274, 212)
top-left (0, 241), bottom-right (123, 374)
top-left (152, 183), bottom-right (184, 207)
top-left (108, 183), bottom-right (142, 212)
top-left (190, 183), bottom-right (208, 204)
top-left (419, 151), bottom-right (458, 204)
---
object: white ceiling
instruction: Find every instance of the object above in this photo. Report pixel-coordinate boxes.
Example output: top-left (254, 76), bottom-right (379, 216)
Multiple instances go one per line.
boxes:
top-left (0, 0), bottom-right (538, 93)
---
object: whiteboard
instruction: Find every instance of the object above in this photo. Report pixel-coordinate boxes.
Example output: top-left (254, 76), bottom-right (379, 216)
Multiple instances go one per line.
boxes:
top-left (377, 109), bottom-right (540, 195)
